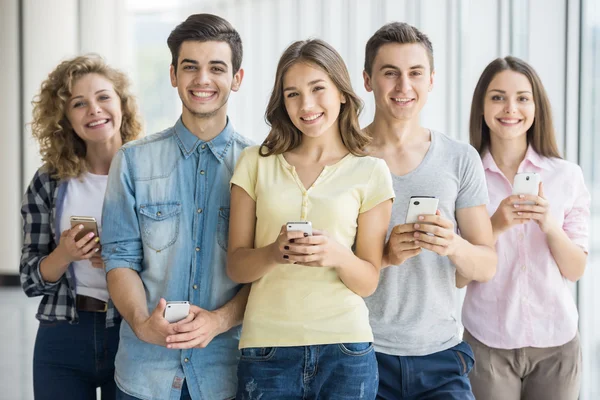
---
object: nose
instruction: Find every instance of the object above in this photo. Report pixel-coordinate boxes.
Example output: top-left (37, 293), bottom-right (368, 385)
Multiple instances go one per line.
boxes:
top-left (192, 69), bottom-right (211, 86)
top-left (504, 99), bottom-right (517, 114)
top-left (395, 74), bottom-right (411, 94)
top-left (88, 101), bottom-right (102, 115)
top-left (300, 94), bottom-right (315, 112)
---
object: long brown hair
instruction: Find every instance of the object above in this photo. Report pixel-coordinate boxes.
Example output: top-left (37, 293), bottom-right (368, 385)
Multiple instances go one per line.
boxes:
top-left (31, 54), bottom-right (142, 180)
top-left (469, 56), bottom-right (561, 158)
top-left (260, 39), bottom-right (369, 157)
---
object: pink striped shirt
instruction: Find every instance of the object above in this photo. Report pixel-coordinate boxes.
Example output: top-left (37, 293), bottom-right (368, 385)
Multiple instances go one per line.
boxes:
top-left (462, 146), bottom-right (590, 349)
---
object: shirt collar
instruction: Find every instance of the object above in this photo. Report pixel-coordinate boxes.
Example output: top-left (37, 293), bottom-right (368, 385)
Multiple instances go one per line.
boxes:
top-left (482, 145), bottom-right (551, 174)
top-left (173, 117), bottom-right (235, 163)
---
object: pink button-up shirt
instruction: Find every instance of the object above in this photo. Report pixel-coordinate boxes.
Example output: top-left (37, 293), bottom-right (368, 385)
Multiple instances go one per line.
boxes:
top-left (462, 146), bottom-right (590, 349)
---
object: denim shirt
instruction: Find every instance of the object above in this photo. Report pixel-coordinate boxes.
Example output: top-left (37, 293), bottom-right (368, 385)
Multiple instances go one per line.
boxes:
top-left (102, 117), bottom-right (252, 400)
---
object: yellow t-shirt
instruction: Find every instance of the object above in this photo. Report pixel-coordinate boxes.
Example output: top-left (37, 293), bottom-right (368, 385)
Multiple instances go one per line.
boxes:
top-left (231, 145), bottom-right (395, 348)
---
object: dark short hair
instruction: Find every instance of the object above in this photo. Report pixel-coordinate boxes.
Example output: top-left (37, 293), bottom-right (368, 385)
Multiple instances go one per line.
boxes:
top-left (469, 56), bottom-right (561, 159)
top-left (364, 22), bottom-right (434, 75)
top-left (167, 13), bottom-right (243, 74)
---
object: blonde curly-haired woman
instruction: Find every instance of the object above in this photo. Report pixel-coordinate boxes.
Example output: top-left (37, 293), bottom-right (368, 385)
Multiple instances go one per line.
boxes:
top-left (20, 54), bottom-right (142, 400)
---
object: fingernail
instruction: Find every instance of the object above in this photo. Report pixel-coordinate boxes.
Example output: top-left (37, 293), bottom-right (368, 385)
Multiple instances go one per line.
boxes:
top-left (418, 216), bottom-right (424, 221)
top-left (514, 204), bottom-right (519, 208)
top-left (518, 212), bottom-right (522, 215)
top-left (290, 239), bottom-right (295, 243)
top-left (88, 232), bottom-right (95, 238)
top-left (94, 248), bottom-right (99, 252)
top-left (304, 233), bottom-right (308, 237)
top-left (283, 255), bottom-right (289, 259)
top-left (414, 232), bottom-right (420, 238)
top-left (95, 237), bottom-right (100, 242)
top-left (79, 225), bottom-right (84, 230)
top-left (166, 337), bottom-right (170, 343)
top-left (414, 224), bottom-right (420, 229)
top-left (519, 195), bottom-right (525, 198)
top-left (284, 246), bottom-right (289, 250)
top-left (415, 240), bottom-right (420, 245)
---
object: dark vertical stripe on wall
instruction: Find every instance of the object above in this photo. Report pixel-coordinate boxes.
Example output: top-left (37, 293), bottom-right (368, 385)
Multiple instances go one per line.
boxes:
top-left (76, 0), bottom-right (82, 52)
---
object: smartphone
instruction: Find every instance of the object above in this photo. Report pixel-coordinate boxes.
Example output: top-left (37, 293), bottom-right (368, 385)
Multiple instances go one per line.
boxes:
top-left (512, 172), bottom-right (541, 205)
top-left (164, 301), bottom-right (190, 323)
top-left (405, 196), bottom-right (439, 224)
top-left (286, 221), bottom-right (313, 236)
top-left (70, 216), bottom-right (99, 242)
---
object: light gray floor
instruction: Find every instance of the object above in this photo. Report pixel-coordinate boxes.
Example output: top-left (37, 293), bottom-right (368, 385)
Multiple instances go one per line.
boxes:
top-left (0, 287), bottom-right (42, 400)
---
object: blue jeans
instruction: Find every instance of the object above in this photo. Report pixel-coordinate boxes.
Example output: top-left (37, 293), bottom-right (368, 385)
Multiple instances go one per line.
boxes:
top-left (376, 341), bottom-right (475, 400)
top-left (116, 381), bottom-right (191, 400)
top-left (236, 343), bottom-right (378, 399)
top-left (33, 311), bottom-right (120, 400)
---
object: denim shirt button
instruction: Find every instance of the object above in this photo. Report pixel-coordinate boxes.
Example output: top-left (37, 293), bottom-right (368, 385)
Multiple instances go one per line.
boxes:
top-left (184, 358), bottom-right (189, 363)
top-left (200, 170), bottom-right (205, 175)
top-left (193, 284), bottom-right (198, 290)
top-left (195, 247), bottom-right (200, 252)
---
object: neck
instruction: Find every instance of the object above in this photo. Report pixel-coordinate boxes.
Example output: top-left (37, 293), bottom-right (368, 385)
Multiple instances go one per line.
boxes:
top-left (294, 125), bottom-right (348, 162)
top-left (85, 140), bottom-right (121, 175)
top-left (367, 111), bottom-right (426, 147)
top-left (181, 110), bottom-right (228, 142)
top-left (489, 135), bottom-right (528, 169)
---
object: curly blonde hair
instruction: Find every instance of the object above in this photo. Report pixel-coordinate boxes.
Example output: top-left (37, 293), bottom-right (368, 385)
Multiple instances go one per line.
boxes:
top-left (31, 54), bottom-right (142, 180)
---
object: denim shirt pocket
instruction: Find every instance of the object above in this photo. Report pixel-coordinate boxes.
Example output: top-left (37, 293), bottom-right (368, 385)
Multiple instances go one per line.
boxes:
top-left (139, 202), bottom-right (182, 252)
top-left (217, 207), bottom-right (230, 252)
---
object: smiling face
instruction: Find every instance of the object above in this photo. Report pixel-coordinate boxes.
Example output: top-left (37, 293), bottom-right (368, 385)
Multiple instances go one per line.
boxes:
top-left (65, 73), bottom-right (123, 148)
top-left (483, 70), bottom-right (535, 143)
top-left (170, 40), bottom-right (243, 121)
top-left (364, 43), bottom-right (434, 123)
top-left (282, 62), bottom-right (346, 139)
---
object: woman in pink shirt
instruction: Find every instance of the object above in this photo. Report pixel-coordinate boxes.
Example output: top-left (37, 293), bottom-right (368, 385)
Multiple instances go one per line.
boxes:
top-left (461, 56), bottom-right (590, 400)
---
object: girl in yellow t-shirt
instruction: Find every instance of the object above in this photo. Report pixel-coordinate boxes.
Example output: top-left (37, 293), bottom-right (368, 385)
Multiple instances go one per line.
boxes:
top-left (228, 39), bottom-right (394, 399)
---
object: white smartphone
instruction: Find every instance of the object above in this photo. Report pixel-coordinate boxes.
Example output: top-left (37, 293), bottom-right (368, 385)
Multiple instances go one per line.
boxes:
top-left (286, 221), bottom-right (313, 236)
top-left (164, 301), bottom-right (190, 323)
top-left (512, 172), bottom-right (541, 205)
top-left (405, 196), bottom-right (439, 224)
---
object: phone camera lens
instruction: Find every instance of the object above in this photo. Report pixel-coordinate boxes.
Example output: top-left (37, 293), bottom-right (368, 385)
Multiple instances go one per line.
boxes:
top-left (526, 176), bottom-right (530, 181)
top-left (414, 201), bottom-right (420, 206)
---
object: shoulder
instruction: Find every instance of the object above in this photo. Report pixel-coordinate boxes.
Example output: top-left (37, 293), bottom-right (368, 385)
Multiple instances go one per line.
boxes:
top-left (231, 131), bottom-right (255, 149)
top-left (121, 126), bottom-right (175, 151)
top-left (544, 157), bottom-right (584, 179)
top-left (433, 131), bottom-right (478, 157)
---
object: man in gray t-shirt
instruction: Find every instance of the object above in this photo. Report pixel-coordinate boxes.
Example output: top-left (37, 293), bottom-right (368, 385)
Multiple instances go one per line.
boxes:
top-left (362, 22), bottom-right (498, 399)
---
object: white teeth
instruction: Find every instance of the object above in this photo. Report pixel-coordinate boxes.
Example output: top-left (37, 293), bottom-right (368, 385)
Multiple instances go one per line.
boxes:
top-left (499, 119), bottom-right (520, 124)
top-left (301, 113), bottom-right (323, 121)
top-left (192, 91), bottom-right (214, 98)
top-left (392, 98), bottom-right (412, 103)
top-left (88, 119), bottom-right (108, 127)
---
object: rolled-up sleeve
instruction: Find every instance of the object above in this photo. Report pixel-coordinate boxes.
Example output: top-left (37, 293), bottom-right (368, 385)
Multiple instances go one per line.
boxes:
top-left (20, 171), bottom-right (61, 297)
top-left (563, 165), bottom-right (591, 253)
top-left (101, 149), bottom-right (143, 273)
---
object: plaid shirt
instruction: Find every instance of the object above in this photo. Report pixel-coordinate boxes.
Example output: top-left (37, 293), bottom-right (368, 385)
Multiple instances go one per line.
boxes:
top-left (20, 166), bottom-right (119, 327)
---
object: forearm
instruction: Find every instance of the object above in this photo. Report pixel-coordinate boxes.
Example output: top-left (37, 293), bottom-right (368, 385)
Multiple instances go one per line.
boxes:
top-left (107, 267), bottom-right (149, 333)
top-left (546, 225), bottom-right (587, 281)
top-left (336, 251), bottom-right (380, 297)
top-left (213, 284), bottom-right (250, 333)
top-left (227, 243), bottom-right (279, 283)
top-left (39, 249), bottom-right (70, 283)
top-left (449, 238), bottom-right (497, 283)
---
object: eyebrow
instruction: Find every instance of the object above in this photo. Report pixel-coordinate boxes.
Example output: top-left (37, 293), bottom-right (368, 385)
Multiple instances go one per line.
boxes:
top-left (379, 64), bottom-right (426, 71)
top-left (283, 79), bottom-right (326, 92)
top-left (488, 89), bottom-right (533, 94)
top-left (70, 89), bottom-right (110, 102)
top-left (180, 58), bottom-right (228, 68)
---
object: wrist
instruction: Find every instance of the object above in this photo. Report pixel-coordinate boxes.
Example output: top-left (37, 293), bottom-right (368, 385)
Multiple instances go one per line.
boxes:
top-left (51, 246), bottom-right (72, 267)
top-left (212, 309), bottom-right (229, 334)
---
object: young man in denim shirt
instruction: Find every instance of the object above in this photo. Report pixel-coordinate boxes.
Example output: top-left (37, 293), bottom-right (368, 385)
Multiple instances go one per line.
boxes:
top-left (102, 14), bottom-right (252, 400)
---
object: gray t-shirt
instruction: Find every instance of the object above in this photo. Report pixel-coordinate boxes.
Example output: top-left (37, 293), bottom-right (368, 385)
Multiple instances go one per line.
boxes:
top-left (365, 130), bottom-right (488, 356)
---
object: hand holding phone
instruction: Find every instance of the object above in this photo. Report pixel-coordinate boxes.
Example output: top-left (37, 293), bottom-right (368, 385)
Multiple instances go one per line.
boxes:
top-left (405, 196), bottom-right (439, 224)
top-left (286, 221), bottom-right (313, 236)
top-left (164, 301), bottom-right (190, 323)
top-left (54, 216), bottom-right (100, 264)
top-left (512, 172), bottom-right (541, 205)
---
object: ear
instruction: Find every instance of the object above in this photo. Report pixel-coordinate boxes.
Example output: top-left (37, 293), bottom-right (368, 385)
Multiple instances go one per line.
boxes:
top-left (340, 93), bottom-right (347, 104)
top-left (428, 70), bottom-right (435, 92)
top-left (231, 68), bottom-right (244, 92)
top-left (170, 64), bottom-right (177, 88)
top-left (363, 70), bottom-right (373, 92)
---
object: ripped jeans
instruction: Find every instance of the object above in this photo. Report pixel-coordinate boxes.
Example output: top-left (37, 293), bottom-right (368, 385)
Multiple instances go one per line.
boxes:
top-left (236, 343), bottom-right (378, 400)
